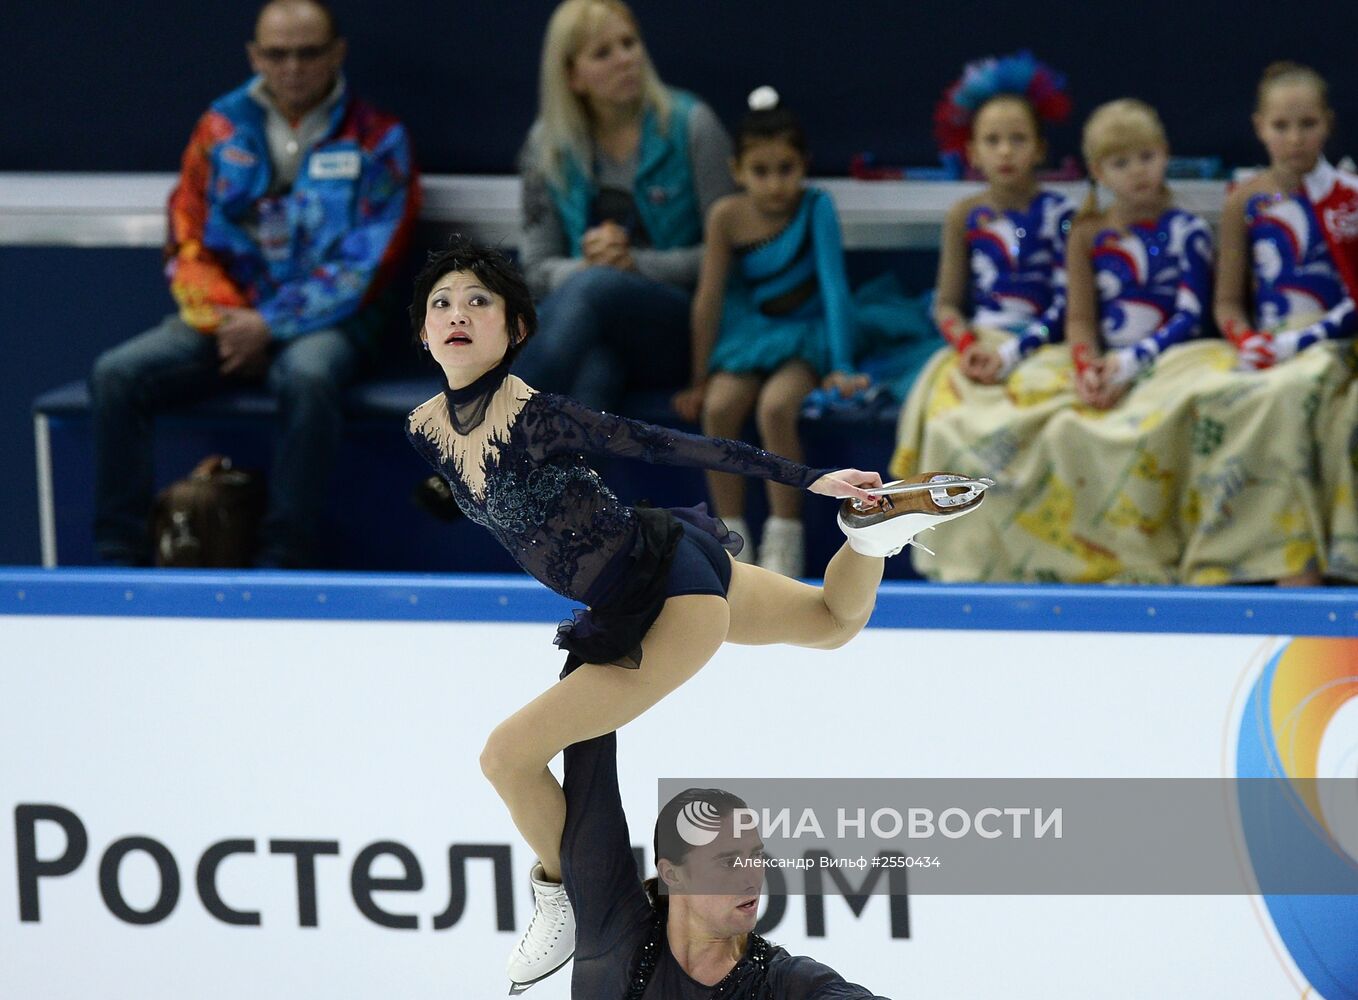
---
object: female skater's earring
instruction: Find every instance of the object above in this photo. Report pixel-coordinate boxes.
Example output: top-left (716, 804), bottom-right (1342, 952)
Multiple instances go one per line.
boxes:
top-left (421, 339), bottom-right (430, 351)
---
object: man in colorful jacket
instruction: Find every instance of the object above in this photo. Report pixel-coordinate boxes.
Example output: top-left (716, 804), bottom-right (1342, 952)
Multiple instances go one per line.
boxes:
top-left (90, 0), bottom-right (419, 567)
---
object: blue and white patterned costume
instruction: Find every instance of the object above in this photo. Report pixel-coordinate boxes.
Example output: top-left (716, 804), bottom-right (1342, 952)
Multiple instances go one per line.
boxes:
top-left (968, 190), bottom-right (1074, 340)
top-left (1246, 179), bottom-right (1357, 350)
top-left (1091, 208), bottom-right (1213, 377)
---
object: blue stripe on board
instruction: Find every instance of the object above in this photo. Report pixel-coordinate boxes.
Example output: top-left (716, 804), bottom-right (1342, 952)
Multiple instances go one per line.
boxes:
top-left (1, 569), bottom-right (1355, 637)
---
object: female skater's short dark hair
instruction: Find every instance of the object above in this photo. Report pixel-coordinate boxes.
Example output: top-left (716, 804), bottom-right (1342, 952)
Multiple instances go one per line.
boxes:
top-left (645, 786), bottom-right (750, 916)
top-left (408, 235), bottom-right (538, 363)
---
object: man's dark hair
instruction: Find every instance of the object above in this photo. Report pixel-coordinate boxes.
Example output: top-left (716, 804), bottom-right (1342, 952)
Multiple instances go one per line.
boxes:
top-left (409, 235), bottom-right (538, 364)
top-left (645, 786), bottom-right (750, 917)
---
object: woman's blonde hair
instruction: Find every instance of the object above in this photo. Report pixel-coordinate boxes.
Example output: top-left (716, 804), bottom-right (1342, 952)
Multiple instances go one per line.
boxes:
top-left (533, 0), bottom-right (671, 185)
top-left (1255, 60), bottom-right (1331, 114)
top-left (1078, 99), bottom-right (1169, 217)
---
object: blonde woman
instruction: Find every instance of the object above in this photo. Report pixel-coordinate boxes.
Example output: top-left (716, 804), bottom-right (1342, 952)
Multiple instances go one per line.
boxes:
top-left (514, 0), bottom-right (734, 412)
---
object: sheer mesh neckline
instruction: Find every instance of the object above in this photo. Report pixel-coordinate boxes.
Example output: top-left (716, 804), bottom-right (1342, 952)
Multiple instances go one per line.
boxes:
top-left (442, 356), bottom-right (514, 434)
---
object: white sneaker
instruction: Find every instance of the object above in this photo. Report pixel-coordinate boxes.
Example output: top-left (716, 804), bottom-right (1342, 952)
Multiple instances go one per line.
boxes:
top-left (837, 473), bottom-right (993, 558)
top-left (758, 517), bottom-right (805, 577)
top-left (724, 516), bottom-right (757, 565)
top-left (507, 862), bottom-right (574, 995)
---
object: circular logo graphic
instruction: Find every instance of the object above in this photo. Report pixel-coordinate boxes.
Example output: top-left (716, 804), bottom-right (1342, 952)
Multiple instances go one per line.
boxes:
top-left (675, 799), bottom-right (724, 847)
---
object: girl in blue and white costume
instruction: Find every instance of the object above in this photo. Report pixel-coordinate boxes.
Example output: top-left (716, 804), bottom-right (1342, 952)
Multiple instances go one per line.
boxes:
top-left (1047, 99), bottom-right (1218, 583)
top-left (925, 51), bottom-right (1074, 381)
top-left (1069, 143), bottom-right (1215, 413)
top-left (1192, 62), bottom-right (1358, 583)
top-left (890, 52), bottom-right (1079, 581)
top-left (674, 88), bottom-right (869, 579)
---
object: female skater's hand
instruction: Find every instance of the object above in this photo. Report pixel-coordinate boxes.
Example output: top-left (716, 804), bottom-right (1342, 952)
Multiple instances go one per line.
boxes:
top-left (809, 469), bottom-right (883, 504)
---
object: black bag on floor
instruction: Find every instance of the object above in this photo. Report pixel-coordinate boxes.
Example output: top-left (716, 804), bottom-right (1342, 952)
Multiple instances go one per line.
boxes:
top-left (151, 455), bottom-right (265, 567)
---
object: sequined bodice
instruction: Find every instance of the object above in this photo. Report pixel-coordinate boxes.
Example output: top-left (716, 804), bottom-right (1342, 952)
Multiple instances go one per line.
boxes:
top-left (407, 379), bottom-right (827, 602)
top-left (1246, 190), bottom-right (1348, 330)
top-left (967, 190), bottom-right (1073, 331)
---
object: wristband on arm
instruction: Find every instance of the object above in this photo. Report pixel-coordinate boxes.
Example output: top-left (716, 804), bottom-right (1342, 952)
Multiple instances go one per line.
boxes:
top-left (1221, 317), bottom-right (1261, 349)
top-left (939, 316), bottom-right (977, 354)
top-left (1071, 341), bottom-right (1096, 379)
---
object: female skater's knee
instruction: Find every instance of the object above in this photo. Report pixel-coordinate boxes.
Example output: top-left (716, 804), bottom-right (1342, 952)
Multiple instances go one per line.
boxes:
top-left (816, 604), bottom-right (871, 649)
top-left (479, 720), bottom-right (537, 788)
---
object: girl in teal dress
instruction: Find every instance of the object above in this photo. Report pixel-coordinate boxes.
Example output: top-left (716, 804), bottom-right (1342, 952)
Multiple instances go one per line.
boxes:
top-left (674, 87), bottom-right (867, 578)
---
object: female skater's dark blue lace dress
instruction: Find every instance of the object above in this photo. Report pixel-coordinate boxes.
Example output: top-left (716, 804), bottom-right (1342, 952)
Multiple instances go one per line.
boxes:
top-left (561, 731), bottom-right (896, 998)
top-left (405, 360), bottom-right (833, 672)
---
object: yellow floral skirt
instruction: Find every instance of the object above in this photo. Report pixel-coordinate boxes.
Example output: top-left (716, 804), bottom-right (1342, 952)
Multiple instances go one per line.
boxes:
top-left (1177, 338), bottom-right (1358, 583)
top-left (888, 331), bottom-right (1081, 582)
top-left (890, 331), bottom-right (1358, 583)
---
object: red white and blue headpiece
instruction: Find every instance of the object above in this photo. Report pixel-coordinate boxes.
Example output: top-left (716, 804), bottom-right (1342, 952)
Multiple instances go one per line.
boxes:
top-left (933, 51), bottom-right (1072, 174)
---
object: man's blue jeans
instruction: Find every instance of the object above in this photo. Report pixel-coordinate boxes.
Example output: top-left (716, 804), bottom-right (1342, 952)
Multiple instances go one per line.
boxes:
top-left (90, 314), bottom-right (367, 567)
top-left (514, 266), bottom-right (692, 411)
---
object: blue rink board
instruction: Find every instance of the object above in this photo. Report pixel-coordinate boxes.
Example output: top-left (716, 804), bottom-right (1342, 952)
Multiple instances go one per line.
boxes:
top-left (1, 569), bottom-right (1355, 637)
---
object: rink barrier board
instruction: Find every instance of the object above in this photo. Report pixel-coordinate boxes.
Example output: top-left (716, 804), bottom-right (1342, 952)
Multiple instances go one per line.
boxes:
top-left (0, 569), bottom-right (1354, 636)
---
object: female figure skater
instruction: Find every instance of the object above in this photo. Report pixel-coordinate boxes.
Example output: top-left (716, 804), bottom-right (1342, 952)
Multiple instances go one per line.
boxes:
top-left (673, 87), bottom-right (868, 579)
top-left (1197, 61), bottom-right (1358, 583)
top-left (889, 52), bottom-right (1076, 582)
top-left (558, 730), bottom-right (894, 997)
top-left (404, 237), bottom-right (988, 991)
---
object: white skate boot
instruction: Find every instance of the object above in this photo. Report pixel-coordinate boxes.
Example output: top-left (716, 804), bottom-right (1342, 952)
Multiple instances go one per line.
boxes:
top-left (837, 473), bottom-right (994, 558)
top-left (507, 862), bottom-right (575, 995)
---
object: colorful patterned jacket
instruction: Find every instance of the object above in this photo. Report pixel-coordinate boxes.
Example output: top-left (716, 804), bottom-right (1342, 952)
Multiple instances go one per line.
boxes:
top-left (165, 77), bottom-right (419, 340)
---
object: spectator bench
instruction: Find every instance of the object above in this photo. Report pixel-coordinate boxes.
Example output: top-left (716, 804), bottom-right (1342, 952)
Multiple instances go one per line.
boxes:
top-left (21, 174), bottom-right (1226, 574)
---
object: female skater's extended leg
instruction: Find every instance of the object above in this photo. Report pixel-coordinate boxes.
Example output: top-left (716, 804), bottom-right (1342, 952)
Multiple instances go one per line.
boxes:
top-left (724, 543), bottom-right (885, 648)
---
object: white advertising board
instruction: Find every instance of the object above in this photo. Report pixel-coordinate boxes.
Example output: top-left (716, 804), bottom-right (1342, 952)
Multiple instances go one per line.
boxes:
top-left (4, 598), bottom-right (1350, 999)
